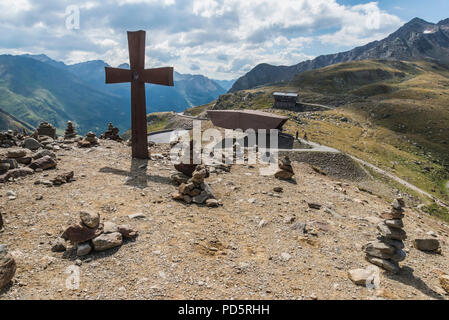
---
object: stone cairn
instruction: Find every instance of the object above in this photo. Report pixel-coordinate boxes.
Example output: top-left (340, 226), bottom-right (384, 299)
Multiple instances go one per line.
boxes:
top-left (57, 211), bottom-right (138, 256)
top-left (78, 132), bottom-right (99, 148)
top-left (0, 132), bottom-right (18, 148)
top-left (100, 123), bottom-right (123, 142)
top-left (64, 121), bottom-right (78, 140)
top-left (36, 122), bottom-right (57, 139)
top-left (172, 165), bottom-right (219, 207)
top-left (274, 156), bottom-right (295, 180)
top-left (363, 197), bottom-right (407, 273)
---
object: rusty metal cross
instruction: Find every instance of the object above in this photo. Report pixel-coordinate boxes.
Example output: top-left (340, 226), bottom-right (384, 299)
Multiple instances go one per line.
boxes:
top-left (105, 30), bottom-right (174, 159)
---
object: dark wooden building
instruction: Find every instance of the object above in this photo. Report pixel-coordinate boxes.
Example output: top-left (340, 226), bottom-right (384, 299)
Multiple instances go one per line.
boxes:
top-left (273, 92), bottom-right (298, 110)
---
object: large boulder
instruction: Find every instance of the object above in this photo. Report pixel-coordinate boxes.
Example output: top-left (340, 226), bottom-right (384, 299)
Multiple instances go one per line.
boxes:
top-left (92, 232), bottom-right (123, 251)
top-left (29, 155), bottom-right (57, 171)
top-left (23, 137), bottom-right (43, 150)
top-left (61, 223), bottom-right (103, 243)
top-left (32, 150), bottom-right (56, 160)
top-left (1, 159), bottom-right (18, 170)
top-left (413, 238), bottom-right (441, 252)
top-left (0, 245), bottom-right (17, 289)
top-left (0, 168), bottom-right (34, 183)
top-left (6, 148), bottom-right (28, 159)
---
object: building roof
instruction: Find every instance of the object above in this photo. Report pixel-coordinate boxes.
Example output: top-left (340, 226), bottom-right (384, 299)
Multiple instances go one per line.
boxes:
top-left (273, 92), bottom-right (298, 97)
top-left (207, 110), bottom-right (289, 131)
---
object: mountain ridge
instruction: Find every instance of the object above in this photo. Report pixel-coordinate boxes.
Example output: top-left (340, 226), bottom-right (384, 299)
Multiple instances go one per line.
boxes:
top-left (0, 54), bottom-right (231, 133)
top-left (230, 17), bottom-right (449, 92)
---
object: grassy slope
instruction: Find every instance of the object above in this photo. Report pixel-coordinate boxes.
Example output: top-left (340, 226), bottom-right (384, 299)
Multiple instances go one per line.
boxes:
top-left (0, 107), bottom-right (35, 132)
top-left (0, 55), bottom-right (129, 135)
top-left (188, 60), bottom-right (449, 214)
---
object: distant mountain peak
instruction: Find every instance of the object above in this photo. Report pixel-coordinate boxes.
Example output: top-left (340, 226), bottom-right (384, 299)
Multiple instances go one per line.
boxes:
top-left (230, 17), bottom-right (449, 92)
top-left (438, 18), bottom-right (449, 26)
top-left (117, 63), bottom-right (130, 69)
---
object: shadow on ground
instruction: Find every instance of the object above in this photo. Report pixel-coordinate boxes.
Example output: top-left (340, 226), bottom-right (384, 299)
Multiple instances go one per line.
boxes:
top-left (99, 158), bottom-right (173, 189)
top-left (386, 266), bottom-right (445, 300)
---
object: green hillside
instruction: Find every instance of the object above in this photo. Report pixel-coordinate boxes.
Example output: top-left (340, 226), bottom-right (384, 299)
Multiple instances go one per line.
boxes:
top-left (0, 55), bottom-right (130, 135)
top-left (0, 107), bottom-right (34, 132)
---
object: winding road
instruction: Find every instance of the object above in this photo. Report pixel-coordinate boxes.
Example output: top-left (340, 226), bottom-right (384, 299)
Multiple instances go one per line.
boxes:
top-left (298, 138), bottom-right (449, 209)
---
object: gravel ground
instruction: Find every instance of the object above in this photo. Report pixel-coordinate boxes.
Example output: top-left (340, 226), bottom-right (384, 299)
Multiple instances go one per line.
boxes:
top-left (0, 139), bottom-right (448, 300)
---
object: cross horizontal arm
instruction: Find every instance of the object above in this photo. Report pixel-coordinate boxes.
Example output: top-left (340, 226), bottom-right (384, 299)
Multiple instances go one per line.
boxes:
top-left (105, 67), bottom-right (132, 84)
top-left (140, 67), bottom-right (174, 86)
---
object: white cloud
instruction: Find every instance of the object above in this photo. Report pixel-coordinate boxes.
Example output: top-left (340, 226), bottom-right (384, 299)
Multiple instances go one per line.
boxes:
top-left (0, 0), bottom-right (404, 79)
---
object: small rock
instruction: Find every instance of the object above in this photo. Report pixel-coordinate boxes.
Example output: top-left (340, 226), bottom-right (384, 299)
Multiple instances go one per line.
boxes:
top-left (377, 223), bottom-right (407, 241)
top-left (366, 255), bottom-right (400, 273)
top-left (0, 245), bottom-right (16, 289)
top-left (413, 239), bottom-right (440, 252)
top-left (117, 225), bottom-right (138, 239)
top-left (308, 203), bottom-right (322, 210)
top-left (440, 275), bottom-right (449, 294)
top-left (206, 199), bottom-right (219, 207)
top-left (76, 242), bottom-right (92, 256)
top-left (51, 238), bottom-right (66, 252)
top-left (79, 211), bottom-right (100, 229)
top-left (258, 219), bottom-right (268, 228)
top-left (348, 267), bottom-right (379, 286)
top-left (103, 221), bottom-right (119, 234)
top-left (281, 252), bottom-right (292, 262)
top-left (128, 213), bottom-right (146, 220)
top-left (92, 232), bottom-right (123, 251)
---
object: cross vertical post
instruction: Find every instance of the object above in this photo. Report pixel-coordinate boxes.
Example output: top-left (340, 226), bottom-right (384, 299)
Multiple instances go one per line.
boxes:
top-left (105, 30), bottom-right (174, 159)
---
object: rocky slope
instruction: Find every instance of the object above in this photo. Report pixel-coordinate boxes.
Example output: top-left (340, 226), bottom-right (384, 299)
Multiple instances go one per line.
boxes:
top-left (230, 17), bottom-right (449, 92)
top-left (0, 134), bottom-right (448, 300)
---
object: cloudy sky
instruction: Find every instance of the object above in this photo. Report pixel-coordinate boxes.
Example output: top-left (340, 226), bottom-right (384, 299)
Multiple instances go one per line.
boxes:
top-left (0, 0), bottom-right (448, 80)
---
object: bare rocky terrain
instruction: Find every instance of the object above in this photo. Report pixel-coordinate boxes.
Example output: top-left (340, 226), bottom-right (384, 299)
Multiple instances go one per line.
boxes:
top-left (1, 137), bottom-right (449, 300)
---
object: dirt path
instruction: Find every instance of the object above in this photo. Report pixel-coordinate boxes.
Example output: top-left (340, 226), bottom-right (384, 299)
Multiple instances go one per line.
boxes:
top-left (349, 155), bottom-right (448, 209)
top-left (299, 101), bottom-right (334, 110)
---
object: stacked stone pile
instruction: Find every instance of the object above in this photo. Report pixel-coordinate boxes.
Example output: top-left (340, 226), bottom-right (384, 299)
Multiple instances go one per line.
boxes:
top-left (100, 123), bottom-right (123, 142)
top-left (36, 122), bottom-right (57, 139)
top-left (275, 156), bottom-right (295, 180)
top-left (172, 165), bottom-right (219, 207)
top-left (58, 211), bottom-right (138, 256)
top-left (363, 197), bottom-right (407, 273)
top-left (0, 132), bottom-right (18, 148)
top-left (0, 147), bottom-right (57, 183)
top-left (78, 132), bottom-right (99, 148)
top-left (64, 121), bottom-right (78, 140)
